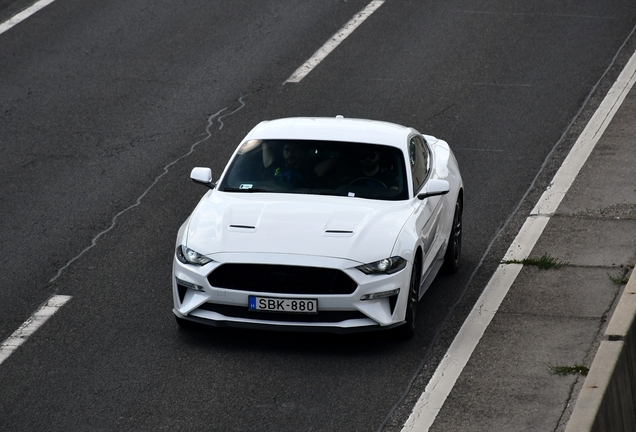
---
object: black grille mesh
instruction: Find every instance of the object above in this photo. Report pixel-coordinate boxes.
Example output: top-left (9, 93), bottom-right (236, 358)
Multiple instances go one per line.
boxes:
top-left (207, 264), bottom-right (357, 295)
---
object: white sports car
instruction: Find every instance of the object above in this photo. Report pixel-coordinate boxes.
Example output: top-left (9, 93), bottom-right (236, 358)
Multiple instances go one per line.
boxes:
top-left (172, 117), bottom-right (463, 338)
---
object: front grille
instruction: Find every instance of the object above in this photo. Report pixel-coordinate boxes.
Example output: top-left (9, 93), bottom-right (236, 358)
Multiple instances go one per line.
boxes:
top-left (207, 264), bottom-right (358, 295)
top-left (198, 302), bottom-right (367, 323)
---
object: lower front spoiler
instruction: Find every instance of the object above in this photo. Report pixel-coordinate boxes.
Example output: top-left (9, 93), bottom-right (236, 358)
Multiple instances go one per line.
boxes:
top-left (173, 309), bottom-right (405, 334)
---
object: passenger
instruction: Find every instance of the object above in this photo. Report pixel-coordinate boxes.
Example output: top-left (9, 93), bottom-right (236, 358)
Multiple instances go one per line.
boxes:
top-left (262, 142), bottom-right (317, 187)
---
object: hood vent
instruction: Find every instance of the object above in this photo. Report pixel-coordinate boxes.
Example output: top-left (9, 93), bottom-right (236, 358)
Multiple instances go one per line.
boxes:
top-left (323, 229), bottom-right (354, 237)
top-left (228, 224), bottom-right (256, 232)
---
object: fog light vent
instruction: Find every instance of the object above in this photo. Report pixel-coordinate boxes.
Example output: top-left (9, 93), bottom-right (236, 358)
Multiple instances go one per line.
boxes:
top-left (176, 278), bottom-right (204, 292)
top-left (360, 288), bottom-right (400, 301)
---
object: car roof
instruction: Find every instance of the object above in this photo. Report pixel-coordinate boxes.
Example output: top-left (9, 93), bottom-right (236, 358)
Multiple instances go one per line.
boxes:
top-left (242, 117), bottom-right (415, 148)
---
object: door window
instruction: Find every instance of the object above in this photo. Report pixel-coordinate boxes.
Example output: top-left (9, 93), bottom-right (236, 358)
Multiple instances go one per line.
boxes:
top-left (409, 136), bottom-right (430, 193)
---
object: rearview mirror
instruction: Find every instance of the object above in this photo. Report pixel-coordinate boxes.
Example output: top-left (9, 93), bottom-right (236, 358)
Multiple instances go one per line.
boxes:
top-left (417, 179), bottom-right (450, 200)
top-left (190, 167), bottom-right (215, 189)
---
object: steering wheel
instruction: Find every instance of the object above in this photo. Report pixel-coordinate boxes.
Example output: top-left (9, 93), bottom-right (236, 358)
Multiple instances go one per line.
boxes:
top-left (347, 177), bottom-right (388, 188)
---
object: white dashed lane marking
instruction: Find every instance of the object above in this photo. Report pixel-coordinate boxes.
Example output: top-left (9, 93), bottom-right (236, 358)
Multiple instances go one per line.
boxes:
top-left (0, 295), bottom-right (72, 366)
top-left (285, 0), bottom-right (385, 84)
top-left (0, 0), bottom-right (56, 36)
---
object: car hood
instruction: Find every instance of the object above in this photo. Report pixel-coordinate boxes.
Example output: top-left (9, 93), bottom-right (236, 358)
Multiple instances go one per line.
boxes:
top-left (185, 191), bottom-right (414, 264)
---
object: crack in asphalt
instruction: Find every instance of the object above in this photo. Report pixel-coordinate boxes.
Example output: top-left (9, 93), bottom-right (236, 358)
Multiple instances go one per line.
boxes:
top-left (48, 96), bottom-right (247, 284)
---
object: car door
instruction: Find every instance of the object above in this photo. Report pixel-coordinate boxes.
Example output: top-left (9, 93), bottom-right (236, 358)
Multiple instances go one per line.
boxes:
top-left (409, 135), bottom-right (446, 292)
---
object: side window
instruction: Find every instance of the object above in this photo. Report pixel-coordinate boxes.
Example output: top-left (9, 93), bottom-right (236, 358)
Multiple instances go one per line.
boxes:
top-left (409, 135), bottom-right (430, 193)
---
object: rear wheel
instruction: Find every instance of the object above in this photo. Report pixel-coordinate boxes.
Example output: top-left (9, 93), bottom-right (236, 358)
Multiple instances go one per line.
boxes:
top-left (443, 197), bottom-right (462, 273)
top-left (395, 258), bottom-right (421, 340)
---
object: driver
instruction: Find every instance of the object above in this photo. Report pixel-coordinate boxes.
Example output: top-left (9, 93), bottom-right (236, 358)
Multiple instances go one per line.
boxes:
top-left (351, 147), bottom-right (399, 189)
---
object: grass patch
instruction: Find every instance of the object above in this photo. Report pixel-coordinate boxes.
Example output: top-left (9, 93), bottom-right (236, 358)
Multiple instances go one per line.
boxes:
top-left (608, 272), bottom-right (630, 285)
top-left (549, 364), bottom-right (589, 376)
top-left (504, 253), bottom-right (569, 270)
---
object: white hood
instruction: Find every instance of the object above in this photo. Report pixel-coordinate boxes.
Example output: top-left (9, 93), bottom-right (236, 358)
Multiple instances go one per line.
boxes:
top-left (185, 191), bottom-right (414, 264)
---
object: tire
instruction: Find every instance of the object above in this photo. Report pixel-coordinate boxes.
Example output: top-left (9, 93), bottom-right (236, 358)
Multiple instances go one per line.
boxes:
top-left (443, 197), bottom-right (462, 273)
top-left (395, 258), bottom-right (421, 340)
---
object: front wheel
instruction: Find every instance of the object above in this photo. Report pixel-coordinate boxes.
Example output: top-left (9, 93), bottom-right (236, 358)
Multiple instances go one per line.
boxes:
top-left (394, 259), bottom-right (421, 340)
top-left (443, 197), bottom-right (462, 273)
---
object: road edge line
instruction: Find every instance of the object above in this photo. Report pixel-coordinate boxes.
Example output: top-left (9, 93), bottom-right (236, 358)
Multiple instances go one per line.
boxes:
top-left (401, 46), bottom-right (636, 432)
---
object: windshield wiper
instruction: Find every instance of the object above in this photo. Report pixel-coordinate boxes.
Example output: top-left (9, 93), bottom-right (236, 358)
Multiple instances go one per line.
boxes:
top-left (222, 187), bottom-right (270, 193)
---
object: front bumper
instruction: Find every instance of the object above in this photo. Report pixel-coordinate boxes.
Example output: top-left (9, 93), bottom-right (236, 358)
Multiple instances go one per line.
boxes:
top-left (172, 252), bottom-right (412, 333)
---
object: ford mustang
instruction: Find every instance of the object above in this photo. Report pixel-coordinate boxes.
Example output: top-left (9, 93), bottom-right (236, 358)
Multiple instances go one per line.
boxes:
top-left (172, 116), bottom-right (463, 338)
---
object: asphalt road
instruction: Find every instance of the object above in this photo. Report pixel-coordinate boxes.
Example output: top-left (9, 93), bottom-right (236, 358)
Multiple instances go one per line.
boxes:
top-left (1, 1), bottom-right (635, 431)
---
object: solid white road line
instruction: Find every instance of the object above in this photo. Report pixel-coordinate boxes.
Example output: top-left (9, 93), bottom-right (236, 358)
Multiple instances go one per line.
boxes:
top-left (284, 0), bottom-right (384, 83)
top-left (0, 0), bottom-right (56, 36)
top-left (529, 52), bottom-right (636, 219)
top-left (402, 47), bottom-right (636, 432)
top-left (0, 295), bottom-right (72, 366)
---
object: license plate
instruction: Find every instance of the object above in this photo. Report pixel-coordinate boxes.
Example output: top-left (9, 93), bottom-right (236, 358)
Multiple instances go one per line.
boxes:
top-left (249, 296), bottom-right (317, 314)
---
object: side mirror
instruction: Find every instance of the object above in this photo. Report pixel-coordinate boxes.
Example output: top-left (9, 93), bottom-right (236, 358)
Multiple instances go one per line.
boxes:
top-left (190, 167), bottom-right (215, 189)
top-left (417, 179), bottom-right (450, 200)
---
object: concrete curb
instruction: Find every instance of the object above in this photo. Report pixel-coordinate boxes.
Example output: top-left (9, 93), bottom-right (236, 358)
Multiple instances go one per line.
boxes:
top-left (566, 271), bottom-right (636, 432)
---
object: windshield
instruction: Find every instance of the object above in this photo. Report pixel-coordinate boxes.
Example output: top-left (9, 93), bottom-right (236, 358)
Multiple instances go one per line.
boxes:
top-left (217, 139), bottom-right (408, 200)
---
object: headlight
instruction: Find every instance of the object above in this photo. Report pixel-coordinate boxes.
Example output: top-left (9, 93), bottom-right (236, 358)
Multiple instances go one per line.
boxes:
top-left (356, 257), bottom-right (407, 275)
top-left (176, 245), bottom-right (213, 266)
